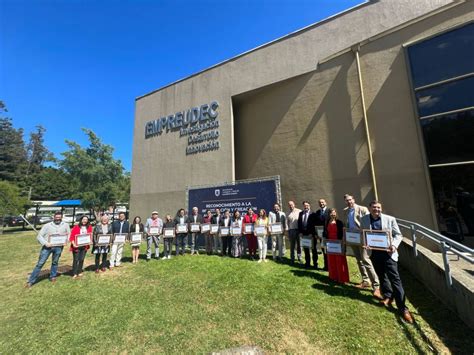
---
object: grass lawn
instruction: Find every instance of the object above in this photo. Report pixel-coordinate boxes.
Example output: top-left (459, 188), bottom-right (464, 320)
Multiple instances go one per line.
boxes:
top-left (0, 231), bottom-right (472, 353)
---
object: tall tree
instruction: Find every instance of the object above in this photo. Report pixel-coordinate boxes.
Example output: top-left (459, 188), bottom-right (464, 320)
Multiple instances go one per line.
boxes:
top-left (0, 101), bottom-right (27, 182)
top-left (60, 128), bottom-right (125, 216)
top-left (29, 167), bottom-right (78, 200)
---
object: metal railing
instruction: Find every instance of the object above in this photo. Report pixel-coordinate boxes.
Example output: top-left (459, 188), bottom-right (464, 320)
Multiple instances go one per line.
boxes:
top-left (397, 218), bottom-right (474, 287)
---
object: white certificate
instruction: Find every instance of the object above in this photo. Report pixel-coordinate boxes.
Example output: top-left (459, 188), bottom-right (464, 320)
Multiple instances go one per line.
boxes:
top-left (163, 228), bottom-right (175, 238)
top-left (97, 234), bottom-right (111, 245)
top-left (231, 226), bottom-right (242, 236)
top-left (270, 223), bottom-right (282, 234)
top-left (255, 225), bottom-right (266, 236)
top-left (326, 240), bottom-right (344, 255)
top-left (301, 236), bottom-right (312, 248)
top-left (315, 226), bottom-right (324, 237)
top-left (220, 227), bottom-right (230, 236)
top-left (130, 233), bottom-right (142, 243)
top-left (149, 226), bottom-right (160, 235)
top-left (201, 223), bottom-right (210, 233)
top-left (210, 224), bottom-right (219, 234)
top-left (344, 229), bottom-right (362, 245)
top-left (190, 223), bottom-right (200, 232)
top-left (244, 224), bottom-right (254, 234)
top-left (113, 233), bottom-right (127, 244)
top-left (48, 234), bottom-right (68, 246)
top-left (176, 224), bottom-right (188, 233)
top-left (364, 230), bottom-right (391, 250)
top-left (76, 233), bottom-right (92, 247)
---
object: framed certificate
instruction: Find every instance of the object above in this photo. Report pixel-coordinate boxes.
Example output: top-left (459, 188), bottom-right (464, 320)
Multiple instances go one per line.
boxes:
top-left (113, 233), bottom-right (127, 244)
top-left (363, 229), bottom-right (392, 251)
top-left (96, 234), bottom-right (112, 246)
top-left (130, 232), bottom-right (143, 243)
top-left (190, 223), bottom-right (201, 233)
top-left (254, 225), bottom-right (267, 236)
top-left (231, 226), bottom-right (242, 236)
top-left (210, 224), bottom-right (219, 234)
top-left (269, 223), bottom-right (282, 235)
top-left (344, 228), bottom-right (362, 245)
top-left (48, 234), bottom-right (68, 247)
top-left (201, 223), bottom-right (211, 233)
top-left (315, 226), bottom-right (324, 237)
top-left (244, 224), bottom-right (254, 234)
top-left (76, 233), bottom-right (92, 247)
top-left (149, 226), bottom-right (160, 235)
top-left (326, 240), bottom-right (344, 255)
top-left (220, 227), bottom-right (230, 236)
top-left (163, 228), bottom-right (175, 238)
top-left (301, 236), bottom-right (312, 248)
top-left (176, 224), bottom-right (188, 234)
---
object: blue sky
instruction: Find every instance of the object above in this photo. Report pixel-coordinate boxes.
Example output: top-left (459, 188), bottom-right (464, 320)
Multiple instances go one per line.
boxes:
top-left (1, 0), bottom-right (362, 171)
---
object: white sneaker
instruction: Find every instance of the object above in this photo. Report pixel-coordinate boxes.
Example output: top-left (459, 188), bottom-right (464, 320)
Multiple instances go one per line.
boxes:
top-left (258, 259), bottom-right (262, 263)
top-left (167, 255), bottom-right (171, 259)
top-left (264, 259), bottom-right (268, 263)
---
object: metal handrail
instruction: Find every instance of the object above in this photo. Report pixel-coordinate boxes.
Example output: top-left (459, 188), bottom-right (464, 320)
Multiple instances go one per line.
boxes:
top-left (397, 218), bottom-right (474, 287)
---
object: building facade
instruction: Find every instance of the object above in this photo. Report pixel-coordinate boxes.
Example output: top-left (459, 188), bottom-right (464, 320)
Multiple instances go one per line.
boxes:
top-left (131, 0), bottom-right (474, 242)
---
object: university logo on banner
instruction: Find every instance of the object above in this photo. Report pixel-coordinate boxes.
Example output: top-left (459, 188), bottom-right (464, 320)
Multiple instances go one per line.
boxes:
top-left (215, 189), bottom-right (220, 197)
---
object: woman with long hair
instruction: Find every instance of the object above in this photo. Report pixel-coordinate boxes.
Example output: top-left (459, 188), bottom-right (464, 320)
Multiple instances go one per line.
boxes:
top-left (70, 215), bottom-right (92, 278)
top-left (255, 209), bottom-right (269, 263)
top-left (324, 208), bottom-right (349, 283)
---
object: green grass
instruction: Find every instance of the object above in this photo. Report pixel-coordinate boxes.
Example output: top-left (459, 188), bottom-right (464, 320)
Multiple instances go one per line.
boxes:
top-left (0, 231), bottom-right (472, 353)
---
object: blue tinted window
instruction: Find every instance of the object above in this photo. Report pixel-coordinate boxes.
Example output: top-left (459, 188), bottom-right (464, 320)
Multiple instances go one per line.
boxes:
top-left (421, 109), bottom-right (474, 165)
top-left (415, 76), bottom-right (474, 117)
top-left (408, 23), bottom-right (474, 88)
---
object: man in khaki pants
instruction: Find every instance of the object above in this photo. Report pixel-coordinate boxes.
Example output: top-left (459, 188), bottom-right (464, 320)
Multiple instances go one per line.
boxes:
top-left (343, 194), bottom-right (382, 299)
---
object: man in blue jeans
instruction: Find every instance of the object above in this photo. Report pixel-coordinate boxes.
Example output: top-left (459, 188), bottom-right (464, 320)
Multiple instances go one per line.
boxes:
top-left (25, 211), bottom-right (71, 288)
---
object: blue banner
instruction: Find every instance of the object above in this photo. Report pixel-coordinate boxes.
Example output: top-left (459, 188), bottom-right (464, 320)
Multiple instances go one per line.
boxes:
top-left (187, 179), bottom-right (280, 216)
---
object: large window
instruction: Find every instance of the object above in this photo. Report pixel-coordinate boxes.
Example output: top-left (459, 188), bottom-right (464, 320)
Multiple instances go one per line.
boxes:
top-left (407, 22), bottom-right (474, 241)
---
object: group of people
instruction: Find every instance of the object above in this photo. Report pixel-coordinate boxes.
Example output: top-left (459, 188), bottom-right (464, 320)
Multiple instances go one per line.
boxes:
top-left (25, 194), bottom-right (414, 324)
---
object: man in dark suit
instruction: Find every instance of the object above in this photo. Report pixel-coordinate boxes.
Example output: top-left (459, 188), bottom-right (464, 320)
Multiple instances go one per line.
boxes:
top-left (110, 212), bottom-right (130, 268)
top-left (298, 201), bottom-right (317, 269)
top-left (313, 198), bottom-right (329, 271)
top-left (187, 207), bottom-right (203, 255)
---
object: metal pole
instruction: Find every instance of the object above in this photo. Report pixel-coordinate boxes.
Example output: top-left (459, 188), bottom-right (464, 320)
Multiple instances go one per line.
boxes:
top-left (353, 47), bottom-right (379, 200)
top-left (410, 225), bottom-right (418, 257)
top-left (440, 241), bottom-right (452, 287)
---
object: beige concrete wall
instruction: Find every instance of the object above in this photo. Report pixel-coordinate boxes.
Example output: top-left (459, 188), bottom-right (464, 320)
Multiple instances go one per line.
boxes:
top-left (131, 0), bottom-right (457, 219)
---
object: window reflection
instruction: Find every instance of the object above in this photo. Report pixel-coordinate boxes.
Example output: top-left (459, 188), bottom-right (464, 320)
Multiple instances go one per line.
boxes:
top-left (421, 109), bottom-right (474, 165)
top-left (415, 76), bottom-right (474, 117)
top-left (408, 22), bottom-right (474, 88)
top-left (431, 164), bottom-right (474, 240)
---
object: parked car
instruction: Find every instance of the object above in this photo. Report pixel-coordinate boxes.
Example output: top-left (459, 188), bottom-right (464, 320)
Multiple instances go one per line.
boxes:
top-left (2, 216), bottom-right (25, 227)
top-left (29, 215), bottom-right (53, 225)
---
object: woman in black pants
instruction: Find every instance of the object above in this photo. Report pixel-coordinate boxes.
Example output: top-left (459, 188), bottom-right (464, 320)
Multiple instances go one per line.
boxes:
top-left (92, 215), bottom-right (113, 272)
top-left (69, 216), bottom-right (92, 278)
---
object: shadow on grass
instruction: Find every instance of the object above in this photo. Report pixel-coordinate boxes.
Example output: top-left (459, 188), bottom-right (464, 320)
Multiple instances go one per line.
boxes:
top-left (28, 265), bottom-right (72, 285)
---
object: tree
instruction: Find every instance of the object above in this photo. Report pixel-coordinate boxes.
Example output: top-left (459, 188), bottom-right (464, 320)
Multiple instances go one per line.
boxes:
top-left (60, 128), bottom-right (126, 216)
top-left (0, 101), bottom-right (27, 182)
top-left (0, 180), bottom-right (30, 232)
top-left (29, 167), bottom-right (78, 200)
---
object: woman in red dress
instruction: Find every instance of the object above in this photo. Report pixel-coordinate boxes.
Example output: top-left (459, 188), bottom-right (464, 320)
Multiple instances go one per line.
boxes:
top-left (324, 208), bottom-right (349, 284)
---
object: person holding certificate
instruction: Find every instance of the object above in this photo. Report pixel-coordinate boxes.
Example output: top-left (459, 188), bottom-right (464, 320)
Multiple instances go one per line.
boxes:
top-left (69, 216), bottom-right (92, 279)
top-left (298, 201), bottom-right (317, 269)
top-left (211, 208), bottom-right (222, 255)
top-left (243, 207), bottom-right (257, 260)
top-left (360, 201), bottom-right (414, 324)
top-left (203, 210), bottom-right (214, 255)
top-left (314, 198), bottom-right (329, 271)
top-left (174, 209), bottom-right (187, 256)
top-left (110, 212), bottom-right (130, 268)
top-left (92, 214), bottom-right (113, 272)
top-left (163, 215), bottom-right (175, 259)
top-left (26, 211), bottom-right (71, 287)
top-left (219, 209), bottom-right (232, 256)
top-left (254, 209), bottom-right (269, 263)
top-left (130, 216), bottom-right (145, 263)
top-left (343, 194), bottom-right (381, 298)
top-left (287, 200), bottom-right (302, 264)
top-left (268, 203), bottom-right (286, 262)
top-left (145, 211), bottom-right (163, 261)
top-left (187, 207), bottom-right (203, 255)
top-left (323, 208), bottom-right (349, 283)
top-left (231, 210), bottom-right (244, 258)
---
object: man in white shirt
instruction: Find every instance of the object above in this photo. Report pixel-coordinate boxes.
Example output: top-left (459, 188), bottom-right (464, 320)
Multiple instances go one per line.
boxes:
top-left (269, 203), bottom-right (287, 261)
top-left (287, 200), bottom-right (302, 264)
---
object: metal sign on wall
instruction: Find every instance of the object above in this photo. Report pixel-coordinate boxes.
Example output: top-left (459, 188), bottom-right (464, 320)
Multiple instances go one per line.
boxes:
top-left (186, 176), bottom-right (281, 216)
